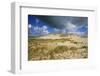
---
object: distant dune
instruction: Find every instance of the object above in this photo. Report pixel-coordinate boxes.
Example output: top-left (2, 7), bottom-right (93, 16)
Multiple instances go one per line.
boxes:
top-left (37, 33), bottom-right (86, 40)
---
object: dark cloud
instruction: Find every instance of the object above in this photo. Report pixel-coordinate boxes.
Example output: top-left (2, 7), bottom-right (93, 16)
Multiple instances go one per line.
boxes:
top-left (71, 17), bottom-right (88, 26)
top-left (30, 15), bottom-right (88, 30)
top-left (28, 15), bottom-right (88, 36)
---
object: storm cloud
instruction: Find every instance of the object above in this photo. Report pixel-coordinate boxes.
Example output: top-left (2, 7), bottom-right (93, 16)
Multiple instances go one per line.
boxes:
top-left (28, 15), bottom-right (88, 36)
top-left (34, 15), bottom-right (88, 29)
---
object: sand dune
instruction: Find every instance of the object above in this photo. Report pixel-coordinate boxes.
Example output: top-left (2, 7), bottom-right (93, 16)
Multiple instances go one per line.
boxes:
top-left (28, 33), bottom-right (88, 60)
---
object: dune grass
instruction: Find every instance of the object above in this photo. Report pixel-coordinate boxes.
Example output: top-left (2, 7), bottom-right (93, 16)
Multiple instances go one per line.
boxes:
top-left (28, 35), bottom-right (88, 61)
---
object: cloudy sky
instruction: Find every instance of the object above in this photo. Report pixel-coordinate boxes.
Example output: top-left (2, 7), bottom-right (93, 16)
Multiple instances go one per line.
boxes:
top-left (28, 15), bottom-right (88, 36)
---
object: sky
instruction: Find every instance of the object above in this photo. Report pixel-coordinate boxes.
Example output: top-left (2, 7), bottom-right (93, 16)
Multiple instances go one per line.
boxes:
top-left (28, 15), bottom-right (88, 36)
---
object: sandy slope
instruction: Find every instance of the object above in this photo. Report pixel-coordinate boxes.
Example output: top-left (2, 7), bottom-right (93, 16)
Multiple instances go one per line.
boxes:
top-left (28, 34), bottom-right (88, 60)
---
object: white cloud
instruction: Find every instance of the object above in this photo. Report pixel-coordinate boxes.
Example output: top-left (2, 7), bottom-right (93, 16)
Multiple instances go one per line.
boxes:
top-left (28, 24), bottom-right (32, 28)
top-left (43, 25), bottom-right (48, 30)
top-left (53, 22), bottom-right (77, 34)
top-left (74, 32), bottom-right (86, 36)
top-left (34, 26), bottom-right (39, 31)
top-left (61, 29), bottom-right (66, 34)
top-left (54, 28), bottom-right (60, 32)
top-left (29, 25), bottom-right (49, 36)
top-left (54, 28), bottom-right (67, 34)
top-left (43, 30), bottom-right (49, 34)
top-left (66, 22), bottom-right (76, 31)
top-left (41, 25), bottom-right (49, 35)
